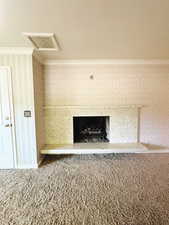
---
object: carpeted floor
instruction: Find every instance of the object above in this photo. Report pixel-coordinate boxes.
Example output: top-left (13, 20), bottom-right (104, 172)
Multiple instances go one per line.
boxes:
top-left (0, 154), bottom-right (169, 225)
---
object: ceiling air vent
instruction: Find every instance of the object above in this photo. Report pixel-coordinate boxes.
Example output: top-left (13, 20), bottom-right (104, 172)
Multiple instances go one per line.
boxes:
top-left (23, 33), bottom-right (59, 51)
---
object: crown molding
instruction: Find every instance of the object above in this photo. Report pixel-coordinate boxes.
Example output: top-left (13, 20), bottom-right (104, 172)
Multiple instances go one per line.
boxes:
top-left (0, 47), bottom-right (34, 55)
top-left (44, 59), bottom-right (169, 66)
top-left (0, 47), bottom-right (44, 64)
top-left (1, 48), bottom-right (169, 66)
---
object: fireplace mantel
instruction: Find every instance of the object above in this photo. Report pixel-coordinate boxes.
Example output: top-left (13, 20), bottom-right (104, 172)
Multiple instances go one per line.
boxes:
top-left (44, 104), bottom-right (144, 110)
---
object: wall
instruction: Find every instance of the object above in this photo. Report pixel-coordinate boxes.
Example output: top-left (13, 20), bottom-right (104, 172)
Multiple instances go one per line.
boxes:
top-left (33, 57), bottom-right (45, 162)
top-left (0, 54), bottom-right (38, 168)
top-left (44, 63), bottom-right (169, 147)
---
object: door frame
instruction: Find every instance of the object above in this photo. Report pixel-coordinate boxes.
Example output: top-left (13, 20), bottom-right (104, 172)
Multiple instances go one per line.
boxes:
top-left (0, 66), bottom-right (17, 168)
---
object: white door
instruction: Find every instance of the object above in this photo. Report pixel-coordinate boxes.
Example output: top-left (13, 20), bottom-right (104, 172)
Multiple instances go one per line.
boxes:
top-left (0, 67), bottom-right (15, 169)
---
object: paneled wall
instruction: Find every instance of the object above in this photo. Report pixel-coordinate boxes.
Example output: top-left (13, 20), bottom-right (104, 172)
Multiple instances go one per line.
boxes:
top-left (44, 63), bottom-right (169, 147)
top-left (0, 54), bottom-right (37, 168)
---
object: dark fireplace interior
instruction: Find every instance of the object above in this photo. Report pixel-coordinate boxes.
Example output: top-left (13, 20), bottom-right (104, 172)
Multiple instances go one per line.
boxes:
top-left (73, 116), bottom-right (110, 143)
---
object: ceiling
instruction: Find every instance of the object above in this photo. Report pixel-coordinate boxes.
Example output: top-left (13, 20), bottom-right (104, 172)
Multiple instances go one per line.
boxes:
top-left (1, 0), bottom-right (169, 60)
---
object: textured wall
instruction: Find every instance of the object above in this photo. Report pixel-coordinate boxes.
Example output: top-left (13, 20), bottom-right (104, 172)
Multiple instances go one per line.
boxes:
top-left (33, 57), bottom-right (45, 162)
top-left (0, 54), bottom-right (37, 168)
top-left (44, 63), bottom-right (169, 147)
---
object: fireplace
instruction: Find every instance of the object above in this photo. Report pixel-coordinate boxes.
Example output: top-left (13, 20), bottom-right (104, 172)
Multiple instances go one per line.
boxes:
top-left (73, 116), bottom-right (110, 143)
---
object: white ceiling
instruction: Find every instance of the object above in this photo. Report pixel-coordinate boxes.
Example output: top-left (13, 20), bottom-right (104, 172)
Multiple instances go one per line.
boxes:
top-left (1, 0), bottom-right (169, 59)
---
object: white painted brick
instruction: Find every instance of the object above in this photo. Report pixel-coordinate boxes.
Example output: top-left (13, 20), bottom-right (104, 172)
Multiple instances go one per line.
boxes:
top-left (44, 64), bottom-right (169, 147)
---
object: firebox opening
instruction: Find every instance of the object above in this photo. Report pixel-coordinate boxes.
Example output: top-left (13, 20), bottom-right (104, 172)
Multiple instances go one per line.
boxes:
top-left (73, 116), bottom-right (110, 143)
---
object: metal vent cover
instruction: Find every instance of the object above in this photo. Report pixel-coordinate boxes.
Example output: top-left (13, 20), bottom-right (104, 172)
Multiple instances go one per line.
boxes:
top-left (23, 33), bottom-right (59, 51)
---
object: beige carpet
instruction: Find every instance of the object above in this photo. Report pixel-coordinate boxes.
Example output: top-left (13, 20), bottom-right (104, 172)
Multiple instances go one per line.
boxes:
top-left (0, 154), bottom-right (169, 225)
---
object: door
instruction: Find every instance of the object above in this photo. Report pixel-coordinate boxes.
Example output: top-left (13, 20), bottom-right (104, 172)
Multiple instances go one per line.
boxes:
top-left (0, 67), bottom-right (15, 169)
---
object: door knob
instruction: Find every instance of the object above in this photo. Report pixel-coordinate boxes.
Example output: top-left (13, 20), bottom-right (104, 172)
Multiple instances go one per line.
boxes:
top-left (5, 124), bottom-right (12, 127)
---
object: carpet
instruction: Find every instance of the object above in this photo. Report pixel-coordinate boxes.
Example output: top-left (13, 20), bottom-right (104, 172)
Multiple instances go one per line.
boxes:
top-left (0, 154), bottom-right (169, 225)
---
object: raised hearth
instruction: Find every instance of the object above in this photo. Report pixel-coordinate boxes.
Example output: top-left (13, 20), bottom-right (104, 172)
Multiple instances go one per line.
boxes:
top-left (40, 143), bottom-right (153, 154)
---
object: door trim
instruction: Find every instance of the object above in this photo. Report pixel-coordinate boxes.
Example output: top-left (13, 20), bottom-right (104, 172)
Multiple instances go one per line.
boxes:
top-left (0, 66), bottom-right (17, 168)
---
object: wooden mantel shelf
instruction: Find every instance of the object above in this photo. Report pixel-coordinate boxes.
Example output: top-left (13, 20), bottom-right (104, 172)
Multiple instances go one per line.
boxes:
top-left (43, 105), bottom-right (144, 110)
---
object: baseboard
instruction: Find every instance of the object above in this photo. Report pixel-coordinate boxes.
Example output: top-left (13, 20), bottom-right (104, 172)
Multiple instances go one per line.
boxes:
top-left (15, 155), bottom-right (45, 169)
top-left (38, 155), bottom-right (45, 167)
